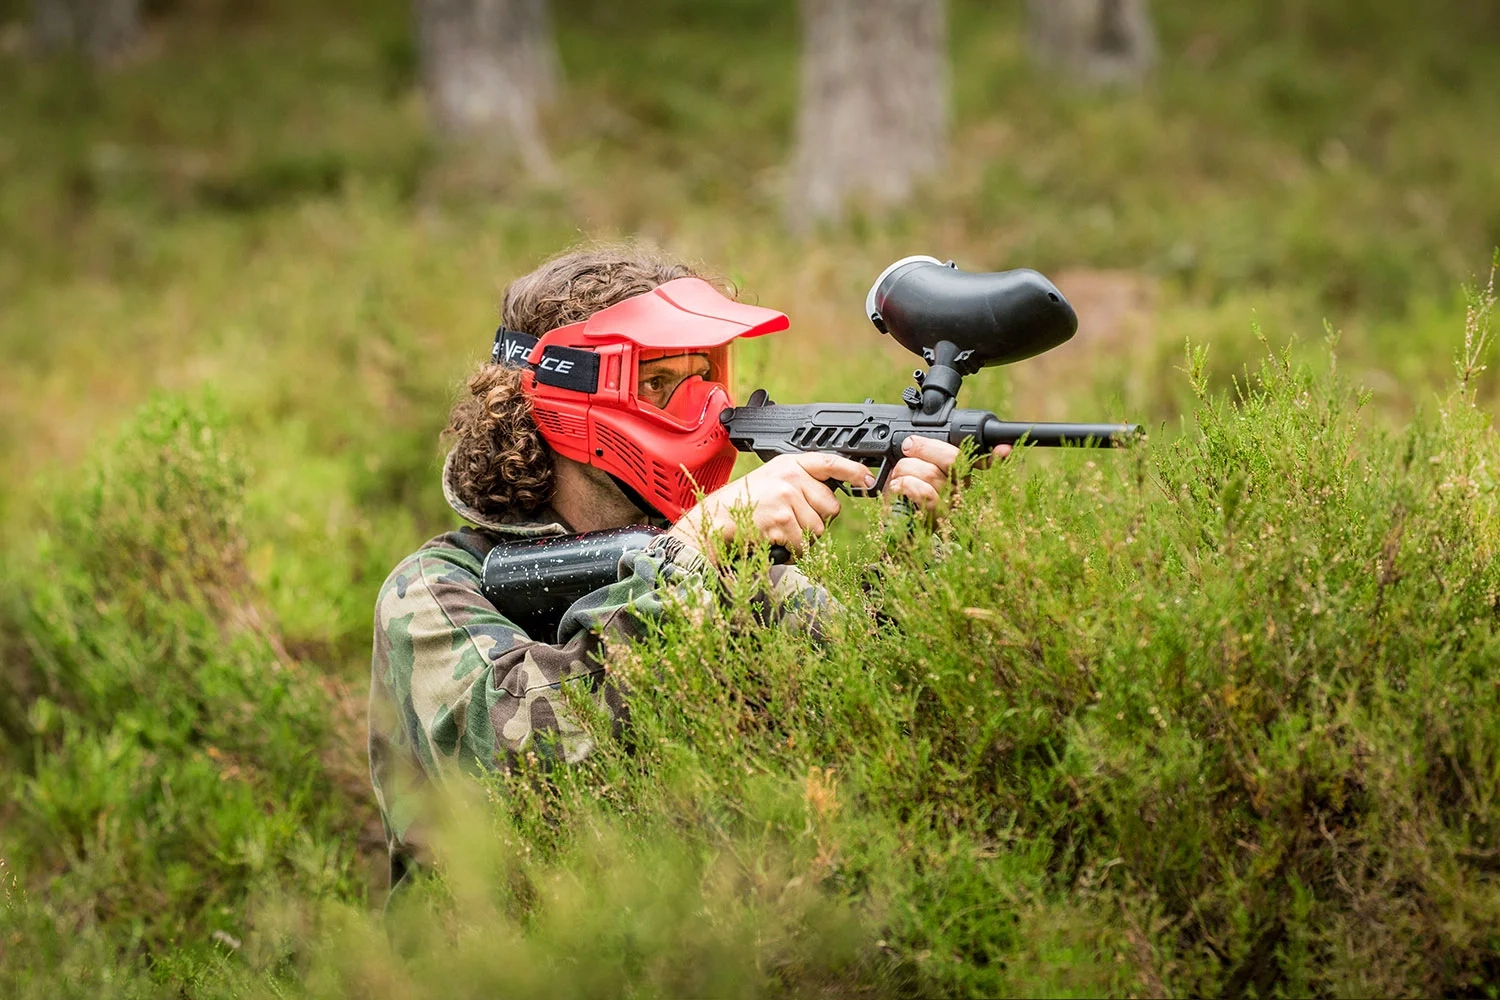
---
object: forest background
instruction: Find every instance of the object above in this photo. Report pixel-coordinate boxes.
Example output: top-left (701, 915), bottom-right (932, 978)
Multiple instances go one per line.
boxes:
top-left (3, 0), bottom-right (1500, 996)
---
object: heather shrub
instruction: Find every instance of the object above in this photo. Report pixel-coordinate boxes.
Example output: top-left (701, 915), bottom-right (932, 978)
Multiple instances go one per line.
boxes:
top-left (0, 397), bottom-right (362, 987)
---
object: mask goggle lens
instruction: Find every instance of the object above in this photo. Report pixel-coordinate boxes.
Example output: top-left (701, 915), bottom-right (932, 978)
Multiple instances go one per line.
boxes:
top-left (635, 347), bottom-right (734, 427)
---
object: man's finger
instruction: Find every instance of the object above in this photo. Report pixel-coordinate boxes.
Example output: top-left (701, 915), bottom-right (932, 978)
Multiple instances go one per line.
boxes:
top-left (888, 457), bottom-right (947, 495)
top-left (757, 509), bottom-right (807, 553)
top-left (795, 473), bottom-right (843, 522)
top-left (901, 435), bottom-right (962, 473)
top-left (795, 452), bottom-right (876, 489)
top-left (971, 443), bottom-right (1014, 471)
top-left (887, 475), bottom-right (942, 512)
top-left (787, 488), bottom-right (826, 539)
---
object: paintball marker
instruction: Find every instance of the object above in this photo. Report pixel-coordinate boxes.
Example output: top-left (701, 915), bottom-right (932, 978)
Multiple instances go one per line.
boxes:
top-left (482, 256), bottom-right (1139, 637)
top-left (721, 255), bottom-right (1138, 493)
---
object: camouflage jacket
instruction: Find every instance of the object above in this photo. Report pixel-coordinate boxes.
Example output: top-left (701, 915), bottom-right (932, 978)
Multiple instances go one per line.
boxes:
top-left (368, 452), bottom-right (829, 893)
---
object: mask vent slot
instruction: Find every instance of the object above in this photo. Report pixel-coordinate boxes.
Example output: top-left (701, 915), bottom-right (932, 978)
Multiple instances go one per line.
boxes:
top-left (681, 454), bottom-right (734, 510)
top-left (534, 408), bottom-right (587, 440)
top-left (653, 462), bottom-right (675, 498)
top-left (596, 424), bottom-right (647, 480)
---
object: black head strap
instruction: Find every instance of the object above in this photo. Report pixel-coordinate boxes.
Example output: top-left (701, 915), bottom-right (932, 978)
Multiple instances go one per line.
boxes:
top-left (490, 326), bottom-right (600, 392)
top-left (492, 326), bottom-right (540, 368)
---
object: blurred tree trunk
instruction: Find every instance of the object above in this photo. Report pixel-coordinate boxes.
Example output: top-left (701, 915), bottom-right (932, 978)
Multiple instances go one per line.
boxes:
top-left (31, 0), bottom-right (140, 61)
top-left (787, 0), bottom-right (947, 228)
top-left (1028, 0), bottom-right (1155, 86)
top-left (414, 0), bottom-right (558, 169)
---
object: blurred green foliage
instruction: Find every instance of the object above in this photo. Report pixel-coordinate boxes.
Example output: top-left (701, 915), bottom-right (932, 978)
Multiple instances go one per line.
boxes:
top-left (2, 0), bottom-right (1500, 995)
top-left (0, 399), bottom-right (366, 987)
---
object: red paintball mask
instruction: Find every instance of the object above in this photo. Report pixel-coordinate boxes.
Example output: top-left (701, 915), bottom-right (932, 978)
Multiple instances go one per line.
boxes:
top-left (493, 277), bottom-right (788, 521)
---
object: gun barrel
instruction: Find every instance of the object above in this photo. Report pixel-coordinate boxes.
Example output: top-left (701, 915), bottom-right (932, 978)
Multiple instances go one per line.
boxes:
top-left (979, 418), bottom-right (1140, 448)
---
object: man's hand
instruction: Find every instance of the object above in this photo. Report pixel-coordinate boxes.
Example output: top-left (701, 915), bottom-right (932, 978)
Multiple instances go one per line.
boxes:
top-left (884, 436), bottom-right (1012, 512)
top-left (667, 452), bottom-right (874, 562)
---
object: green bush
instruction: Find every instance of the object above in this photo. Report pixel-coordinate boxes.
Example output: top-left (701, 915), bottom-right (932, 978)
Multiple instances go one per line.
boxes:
top-left (0, 396), bottom-right (362, 988)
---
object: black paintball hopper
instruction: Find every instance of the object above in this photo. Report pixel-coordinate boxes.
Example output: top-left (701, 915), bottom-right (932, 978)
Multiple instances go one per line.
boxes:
top-left (865, 255), bottom-right (1079, 372)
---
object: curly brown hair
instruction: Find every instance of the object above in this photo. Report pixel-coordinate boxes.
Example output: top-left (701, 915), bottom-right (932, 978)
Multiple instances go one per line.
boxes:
top-left (444, 244), bottom-right (721, 519)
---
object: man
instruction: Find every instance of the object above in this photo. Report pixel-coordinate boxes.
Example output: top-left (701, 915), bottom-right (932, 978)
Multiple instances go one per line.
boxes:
top-left (369, 246), bottom-right (1006, 893)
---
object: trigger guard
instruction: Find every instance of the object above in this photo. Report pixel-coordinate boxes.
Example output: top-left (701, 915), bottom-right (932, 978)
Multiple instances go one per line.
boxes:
top-left (848, 457), bottom-right (894, 498)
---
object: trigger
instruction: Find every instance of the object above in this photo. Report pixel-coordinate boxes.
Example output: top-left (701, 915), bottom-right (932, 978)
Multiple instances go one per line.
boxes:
top-left (850, 459), bottom-right (892, 498)
top-left (872, 457), bottom-right (896, 495)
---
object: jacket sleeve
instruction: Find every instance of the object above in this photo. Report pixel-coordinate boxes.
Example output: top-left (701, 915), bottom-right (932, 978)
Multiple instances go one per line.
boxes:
top-left (618, 532), bottom-right (837, 641)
